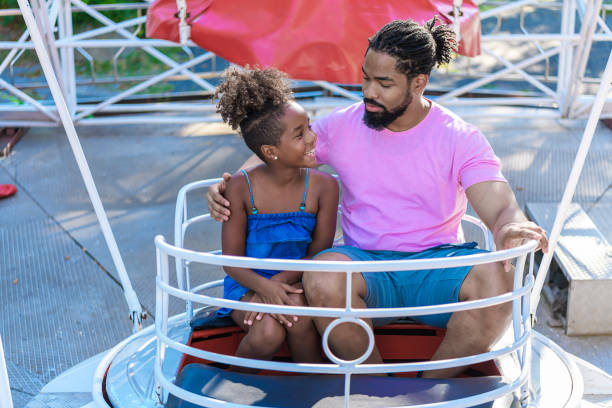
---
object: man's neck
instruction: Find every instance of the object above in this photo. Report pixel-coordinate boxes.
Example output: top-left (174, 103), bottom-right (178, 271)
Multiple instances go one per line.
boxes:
top-left (385, 97), bottom-right (431, 132)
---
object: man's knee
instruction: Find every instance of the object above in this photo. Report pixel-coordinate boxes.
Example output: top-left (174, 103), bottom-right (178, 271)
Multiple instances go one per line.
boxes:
top-left (302, 252), bottom-right (352, 307)
top-left (459, 262), bottom-right (513, 332)
top-left (461, 262), bottom-right (513, 301)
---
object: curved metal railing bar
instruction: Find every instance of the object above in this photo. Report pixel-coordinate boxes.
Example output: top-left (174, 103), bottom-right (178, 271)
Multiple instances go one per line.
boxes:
top-left (163, 235), bottom-right (536, 272)
top-left (155, 262), bottom-right (534, 319)
top-left (155, 180), bottom-right (538, 407)
top-left (155, 317), bottom-right (530, 375)
top-left (157, 177), bottom-right (537, 407)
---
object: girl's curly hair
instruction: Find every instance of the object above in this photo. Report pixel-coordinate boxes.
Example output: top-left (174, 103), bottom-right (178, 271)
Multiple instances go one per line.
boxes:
top-left (214, 66), bottom-right (294, 161)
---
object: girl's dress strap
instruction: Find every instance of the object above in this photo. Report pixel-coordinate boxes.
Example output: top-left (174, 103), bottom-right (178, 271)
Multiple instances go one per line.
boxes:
top-left (300, 168), bottom-right (309, 211)
top-left (241, 169), bottom-right (257, 214)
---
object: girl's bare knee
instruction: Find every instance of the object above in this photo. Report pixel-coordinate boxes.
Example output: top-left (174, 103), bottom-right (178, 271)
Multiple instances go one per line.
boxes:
top-left (247, 315), bottom-right (286, 347)
top-left (288, 293), bottom-right (308, 306)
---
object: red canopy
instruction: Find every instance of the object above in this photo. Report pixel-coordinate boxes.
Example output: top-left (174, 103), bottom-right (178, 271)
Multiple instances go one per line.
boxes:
top-left (147, 0), bottom-right (481, 84)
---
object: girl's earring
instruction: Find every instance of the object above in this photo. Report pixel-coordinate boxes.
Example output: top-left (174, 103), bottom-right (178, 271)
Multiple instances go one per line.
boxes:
top-left (274, 156), bottom-right (278, 160)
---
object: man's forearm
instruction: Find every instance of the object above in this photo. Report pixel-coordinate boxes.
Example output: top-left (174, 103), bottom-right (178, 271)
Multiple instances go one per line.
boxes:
top-left (492, 205), bottom-right (528, 247)
top-left (271, 270), bottom-right (303, 285)
top-left (239, 154), bottom-right (264, 171)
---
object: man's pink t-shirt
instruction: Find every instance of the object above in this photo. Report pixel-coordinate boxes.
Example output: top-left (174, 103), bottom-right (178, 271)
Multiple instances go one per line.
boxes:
top-left (313, 101), bottom-right (506, 252)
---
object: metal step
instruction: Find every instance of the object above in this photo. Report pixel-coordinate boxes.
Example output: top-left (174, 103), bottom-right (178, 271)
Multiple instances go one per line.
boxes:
top-left (526, 202), bottom-right (612, 335)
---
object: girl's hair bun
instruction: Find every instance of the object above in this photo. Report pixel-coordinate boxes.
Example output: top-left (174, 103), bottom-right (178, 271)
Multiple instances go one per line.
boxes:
top-left (214, 66), bottom-right (293, 130)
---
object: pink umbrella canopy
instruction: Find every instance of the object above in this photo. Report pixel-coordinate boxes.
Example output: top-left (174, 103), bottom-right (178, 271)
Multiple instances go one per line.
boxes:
top-left (147, 0), bottom-right (481, 84)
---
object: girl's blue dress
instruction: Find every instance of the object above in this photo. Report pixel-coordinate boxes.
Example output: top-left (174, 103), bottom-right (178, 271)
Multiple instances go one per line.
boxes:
top-left (217, 169), bottom-right (316, 316)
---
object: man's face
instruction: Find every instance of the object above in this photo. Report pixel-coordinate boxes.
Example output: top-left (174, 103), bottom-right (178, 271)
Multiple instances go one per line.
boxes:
top-left (361, 49), bottom-right (412, 130)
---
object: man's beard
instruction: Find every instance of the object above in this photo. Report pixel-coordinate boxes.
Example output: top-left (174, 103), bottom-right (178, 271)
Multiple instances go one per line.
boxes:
top-left (362, 95), bottom-right (412, 130)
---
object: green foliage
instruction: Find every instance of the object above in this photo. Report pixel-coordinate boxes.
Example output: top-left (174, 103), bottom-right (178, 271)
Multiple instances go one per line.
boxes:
top-left (1, 0), bottom-right (20, 26)
top-left (0, 91), bottom-right (24, 105)
top-left (1, 2), bottom-right (180, 97)
top-left (478, 3), bottom-right (496, 13)
top-left (75, 48), bottom-right (189, 79)
top-left (1, 0), bottom-right (141, 30)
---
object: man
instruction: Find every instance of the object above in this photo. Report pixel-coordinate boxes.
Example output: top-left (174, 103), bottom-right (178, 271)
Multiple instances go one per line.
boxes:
top-left (207, 18), bottom-right (548, 378)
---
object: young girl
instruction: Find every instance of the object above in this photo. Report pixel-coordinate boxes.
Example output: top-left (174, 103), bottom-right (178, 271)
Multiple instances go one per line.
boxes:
top-left (214, 67), bottom-right (339, 363)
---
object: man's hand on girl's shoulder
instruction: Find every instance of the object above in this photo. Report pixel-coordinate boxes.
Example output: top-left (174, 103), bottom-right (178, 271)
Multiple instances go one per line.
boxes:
top-left (206, 172), bottom-right (232, 221)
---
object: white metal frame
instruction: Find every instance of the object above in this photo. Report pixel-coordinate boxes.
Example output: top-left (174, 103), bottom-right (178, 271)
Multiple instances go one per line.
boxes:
top-left (2, 0), bottom-right (611, 128)
top-left (0, 335), bottom-right (13, 408)
top-left (153, 185), bottom-right (539, 408)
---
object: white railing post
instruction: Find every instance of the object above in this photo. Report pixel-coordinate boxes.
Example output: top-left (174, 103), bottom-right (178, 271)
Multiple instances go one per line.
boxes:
top-left (0, 335), bottom-right (13, 408)
top-left (563, 0), bottom-right (603, 118)
top-left (557, 0), bottom-right (576, 114)
top-left (154, 248), bottom-right (167, 404)
top-left (512, 254), bottom-right (527, 364)
top-left (58, 0), bottom-right (76, 116)
top-left (520, 252), bottom-right (535, 407)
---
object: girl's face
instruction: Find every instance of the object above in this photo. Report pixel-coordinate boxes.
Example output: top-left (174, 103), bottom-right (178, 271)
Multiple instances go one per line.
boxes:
top-left (273, 101), bottom-right (317, 168)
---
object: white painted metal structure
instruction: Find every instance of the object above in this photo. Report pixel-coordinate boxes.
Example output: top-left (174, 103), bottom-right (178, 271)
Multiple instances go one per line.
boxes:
top-left (1, 0), bottom-right (611, 128)
top-left (0, 335), bottom-right (14, 408)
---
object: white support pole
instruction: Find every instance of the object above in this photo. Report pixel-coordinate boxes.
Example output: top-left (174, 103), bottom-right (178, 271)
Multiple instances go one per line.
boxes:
top-left (530, 51), bottom-right (612, 319)
top-left (176, 0), bottom-right (190, 45)
top-left (563, 0), bottom-right (603, 117)
top-left (0, 335), bottom-right (13, 408)
top-left (16, 0), bottom-right (144, 332)
top-left (31, 0), bottom-right (65, 95)
top-left (58, 0), bottom-right (76, 115)
top-left (557, 0), bottom-right (576, 115)
top-left (452, 0), bottom-right (462, 43)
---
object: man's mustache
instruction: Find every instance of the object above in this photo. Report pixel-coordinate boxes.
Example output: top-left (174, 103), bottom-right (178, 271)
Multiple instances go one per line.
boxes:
top-left (363, 98), bottom-right (386, 110)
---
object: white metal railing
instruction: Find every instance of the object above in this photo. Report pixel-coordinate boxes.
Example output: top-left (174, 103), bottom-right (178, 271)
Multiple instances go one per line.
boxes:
top-left (3, 0), bottom-right (612, 127)
top-left (152, 177), bottom-right (538, 408)
top-left (0, 335), bottom-right (14, 408)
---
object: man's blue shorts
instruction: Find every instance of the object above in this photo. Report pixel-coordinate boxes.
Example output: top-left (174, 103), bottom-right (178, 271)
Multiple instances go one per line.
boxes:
top-left (316, 242), bottom-right (487, 328)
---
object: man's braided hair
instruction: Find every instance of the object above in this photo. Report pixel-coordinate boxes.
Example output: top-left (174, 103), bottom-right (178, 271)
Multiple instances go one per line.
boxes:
top-left (367, 17), bottom-right (457, 78)
top-left (214, 66), bottom-right (293, 161)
